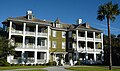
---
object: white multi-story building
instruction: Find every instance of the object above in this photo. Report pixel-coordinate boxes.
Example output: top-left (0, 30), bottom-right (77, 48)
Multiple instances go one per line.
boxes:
top-left (2, 11), bottom-right (103, 64)
top-left (67, 19), bottom-right (103, 64)
top-left (3, 10), bottom-right (51, 64)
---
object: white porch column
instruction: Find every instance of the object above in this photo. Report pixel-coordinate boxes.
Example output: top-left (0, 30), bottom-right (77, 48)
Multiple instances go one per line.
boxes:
top-left (101, 33), bottom-right (103, 50)
top-left (76, 30), bottom-right (78, 51)
top-left (101, 33), bottom-right (104, 62)
top-left (94, 53), bottom-right (97, 61)
top-left (47, 26), bottom-right (50, 49)
top-left (93, 32), bottom-right (96, 51)
top-left (23, 23), bottom-right (26, 48)
top-left (9, 21), bottom-right (12, 39)
top-left (34, 51), bottom-right (37, 64)
top-left (21, 51), bottom-right (25, 64)
top-left (46, 51), bottom-right (49, 63)
top-left (85, 31), bottom-right (87, 51)
top-left (35, 24), bottom-right (38, 48)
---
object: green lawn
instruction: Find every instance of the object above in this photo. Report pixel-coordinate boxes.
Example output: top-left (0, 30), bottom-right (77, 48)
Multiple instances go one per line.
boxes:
top-left (17, 69), bottom-right (46, 71)
top-left (66, 66), bottom-right (120, 71)
top-left (0, 66), bottom-right (47, 70)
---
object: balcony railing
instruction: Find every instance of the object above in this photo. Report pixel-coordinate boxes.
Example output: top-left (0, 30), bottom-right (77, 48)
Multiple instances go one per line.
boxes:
top-left (11, 30), bottom-right (23, 34)
top-left (10, 58), bottom-right (46, 64)
top-left (78, 47), bottom-right (85, 51)
top-left (37, 59), bottom-right (46, 63)
top-left (16, 43), bottom-right (23, 48)
top-left (87, 37), bottom-right (93, 41)
top-left (37, 45), bottom-right (47, 49)
top-left (78, 37), bottom-right (85, 40)
top-left (26, 31), bottom-right (35, 35)
top-left (38, 32), bottom-right (47, 37)
top-left (95, 38), bottom-right (102, 41)
top-left (25, 44), bottom-right (35, 48)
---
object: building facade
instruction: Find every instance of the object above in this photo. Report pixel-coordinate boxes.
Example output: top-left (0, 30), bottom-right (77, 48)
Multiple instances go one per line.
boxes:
top-left (2, 11), bottom-right (103, 65)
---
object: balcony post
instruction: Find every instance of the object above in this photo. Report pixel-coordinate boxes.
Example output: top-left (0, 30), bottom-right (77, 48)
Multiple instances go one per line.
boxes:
top-left (35, 24), bottom-right (38, 48)
top-left (34, 51), bottom-right (37, 64)
top-left (47, 26), bottom-right (50, 49)
top-left (93, 32), bottom-right (96, 51)
top-left (85, 31), bottom-right (87, 51)
top-left (9, 21), bottom-right (12, 39)
top-left (21, 51), bottom-right (25, 64)
top-left (101, 33), bottom-right (103, 50)
top-left (94, 53), bottom-right (96, 61)
top-left (76, 30), bottom-right (78, 51)
top-left (23, 23), bottom-right (26, 48)
top-left (46, 51), bottom-right (49, 63)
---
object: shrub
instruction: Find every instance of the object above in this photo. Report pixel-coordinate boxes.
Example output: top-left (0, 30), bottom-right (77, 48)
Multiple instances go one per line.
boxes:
top-left (75, 60), bottom-right (81, 65)
top-left (46, 61), bottom-right (56, 66)
top-left (0, 58), bottom-right (10, 66)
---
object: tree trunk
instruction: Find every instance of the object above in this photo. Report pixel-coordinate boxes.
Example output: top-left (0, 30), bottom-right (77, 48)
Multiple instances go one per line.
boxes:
top-left (107, 17), bottom-right (112, 70)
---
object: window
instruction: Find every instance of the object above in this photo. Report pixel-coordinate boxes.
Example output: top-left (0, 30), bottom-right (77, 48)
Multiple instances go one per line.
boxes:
top-left (69, 31), bottom-right (72, 37)
top-left (37, 52), bottom-right (45, 59)
top-left (56, 24), bottom-right (60, 28)
top-left (62, 42), bottom-right (66, 49)
top-left (53, 30), bottom-right (56, 37)
top-left (62, 31), bottom-right (66, 38)
top-left (68, 42), bottom-right (72, 49)
top-left (52, 41), bottom-right (57, 48)
top-left (73, 43), bottom-right (76, 49)
top-left (41, 40), bottom-right (45, 46)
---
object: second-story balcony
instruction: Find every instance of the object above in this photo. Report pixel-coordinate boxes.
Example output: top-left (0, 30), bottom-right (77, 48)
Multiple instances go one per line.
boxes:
top-left (77, 47), bottom-right (85, 51)
top-left (16, 43), bottom-right (23, 48)
top-left (37, 45), bottom-right (47, 50)
top-left (25, 43), bottom-right (35, 49)
top-left (38, 32), bottom-right (47, 37)
top-left (11, 29), bottom-right (23, 35)
top-left (26, 31), bottom-right (35, 36)
top-left (87, 37), bottom-right (94, 41)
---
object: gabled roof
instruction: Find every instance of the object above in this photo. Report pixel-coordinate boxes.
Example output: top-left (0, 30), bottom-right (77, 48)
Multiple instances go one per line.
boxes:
top-left (75, 23), bottom-right (102, 32)
top-left (2, 16), bottom-right (51, 25)
top-left (54, 18), bottom-right (60, 24)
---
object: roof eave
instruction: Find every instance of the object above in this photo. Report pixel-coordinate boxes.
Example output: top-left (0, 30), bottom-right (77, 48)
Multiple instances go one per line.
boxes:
top-left (7, 18), bottom-right (51, 26)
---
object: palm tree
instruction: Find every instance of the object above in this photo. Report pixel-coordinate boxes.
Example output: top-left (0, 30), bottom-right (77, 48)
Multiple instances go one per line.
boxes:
top-left (97, 1), bottom-right (120, 70)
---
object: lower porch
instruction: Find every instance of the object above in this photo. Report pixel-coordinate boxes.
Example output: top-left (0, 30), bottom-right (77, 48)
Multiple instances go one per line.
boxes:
top-left (7, 51), bottom-right (49, 64)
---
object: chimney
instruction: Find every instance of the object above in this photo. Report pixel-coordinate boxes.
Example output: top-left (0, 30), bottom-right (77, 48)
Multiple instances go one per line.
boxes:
top-left (27, 10), bottom-right (33, 20)
top-left (77, 19), bottom-right (82, 24)
top-left (27, 10), bottom-right (32, 15)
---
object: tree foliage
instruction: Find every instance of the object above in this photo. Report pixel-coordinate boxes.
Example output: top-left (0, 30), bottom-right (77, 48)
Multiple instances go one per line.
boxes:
top-left (104, 34), bottom-right (120, 66)
top-left (0, 27), bottom-right (16, 59)
top-left (97, 1), bottom-right (120, 70)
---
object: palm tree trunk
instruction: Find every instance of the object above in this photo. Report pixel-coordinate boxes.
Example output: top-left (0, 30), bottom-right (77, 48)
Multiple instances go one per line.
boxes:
top-left (107, 17), bottom-right (112, 70)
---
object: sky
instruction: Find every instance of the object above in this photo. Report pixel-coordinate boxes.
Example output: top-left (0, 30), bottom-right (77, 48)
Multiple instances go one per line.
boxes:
top-left (0, 0), bottom-right (120, 35)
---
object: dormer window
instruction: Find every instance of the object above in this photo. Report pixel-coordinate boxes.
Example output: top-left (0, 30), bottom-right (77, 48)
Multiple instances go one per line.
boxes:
top-left (85, 23), bottom-right (90, 28)
top-left (54, 18), bottom-right (61, 28)
top-left (27, 10), bottom-right (33, 20)
top-left (28, 14), bottom-right (33, 20)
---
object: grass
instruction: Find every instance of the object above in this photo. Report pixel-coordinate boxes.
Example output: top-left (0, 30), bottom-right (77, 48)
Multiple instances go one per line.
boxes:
top-left (66, 66), bottom-right (120, 71)
top-left (17, 69), bottom-right (47, 71)
top-left (0, 66), bottom-right (47, 70)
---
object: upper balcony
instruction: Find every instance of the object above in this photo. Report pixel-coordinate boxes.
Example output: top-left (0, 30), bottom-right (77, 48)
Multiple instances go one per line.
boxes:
top-left (37, 26), bottom-right (48, 37)
top-left (10, 23), bottom-right (48, 37)
top-left (73, 31), bottom-right (102, 42)
top-left (16, 43), bottom-right (47, 50)
top-left (11, 29), bottom-right (23, 35)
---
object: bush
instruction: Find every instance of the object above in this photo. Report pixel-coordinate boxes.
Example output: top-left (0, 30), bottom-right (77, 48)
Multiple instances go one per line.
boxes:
top-left (46, 61), bottom-right (56, 66)
top-left (75, 60), bottom-right (81, 65)
top-left (0, 58), bottom-right (10, 66)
